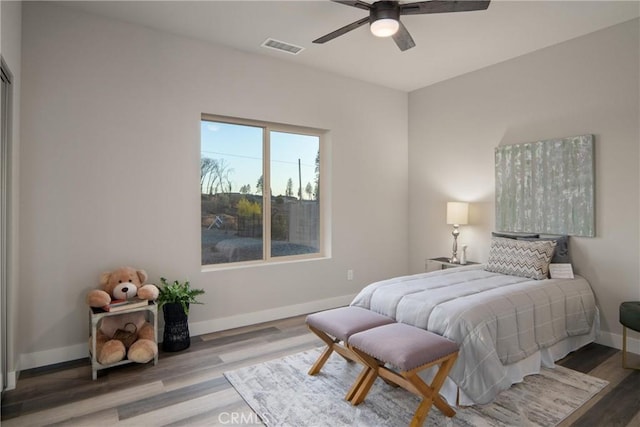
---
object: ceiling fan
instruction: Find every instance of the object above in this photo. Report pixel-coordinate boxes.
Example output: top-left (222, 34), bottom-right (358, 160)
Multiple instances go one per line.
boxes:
top-left (313, 0), bottom-right (491, 51)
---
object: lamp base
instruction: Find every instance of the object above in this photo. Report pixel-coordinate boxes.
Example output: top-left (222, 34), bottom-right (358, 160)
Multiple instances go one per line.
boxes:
top-left (450, 225), bottom-right (460, 264)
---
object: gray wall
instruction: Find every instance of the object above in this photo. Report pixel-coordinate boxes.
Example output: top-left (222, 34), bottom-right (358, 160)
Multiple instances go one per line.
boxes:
top-left (18, 2), bottom-right (409, 368)
top-left (15, 3), bottom-right (640, 371)
top-left (409, 18), bottom-right (640, 352)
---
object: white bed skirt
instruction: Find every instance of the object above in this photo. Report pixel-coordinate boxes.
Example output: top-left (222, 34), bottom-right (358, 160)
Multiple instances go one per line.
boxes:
top-left (422, 307), bottom-right (600, 406)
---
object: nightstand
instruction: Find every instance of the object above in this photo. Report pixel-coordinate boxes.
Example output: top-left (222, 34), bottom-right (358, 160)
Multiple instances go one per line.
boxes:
top-left (89, 302), bottom-right (158, 380)
top-left (426, 257), bottom-right (479, 272)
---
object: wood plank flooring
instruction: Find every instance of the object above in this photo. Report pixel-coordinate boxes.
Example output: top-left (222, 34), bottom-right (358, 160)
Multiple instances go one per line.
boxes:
top-left (1, 315), bottom-right (638, 426)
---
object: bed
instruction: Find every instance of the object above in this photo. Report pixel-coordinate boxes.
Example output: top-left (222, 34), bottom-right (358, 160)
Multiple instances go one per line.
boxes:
top-left (350, 237), bottom-right (599, 405)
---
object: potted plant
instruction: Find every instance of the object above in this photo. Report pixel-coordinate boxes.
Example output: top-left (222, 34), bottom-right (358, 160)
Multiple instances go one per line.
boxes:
top-left (157, 277), bottom-right (205, 352)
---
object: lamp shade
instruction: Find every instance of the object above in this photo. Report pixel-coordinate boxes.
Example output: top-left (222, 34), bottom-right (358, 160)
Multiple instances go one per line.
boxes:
top-left (446, 202), bottom-right (469, 225)
top-left (370, 18), bottom-right (399, 37)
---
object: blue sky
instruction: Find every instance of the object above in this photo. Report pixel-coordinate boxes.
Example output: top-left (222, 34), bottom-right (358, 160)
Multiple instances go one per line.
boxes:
top-left (201, 120), bottom-right (319, 198)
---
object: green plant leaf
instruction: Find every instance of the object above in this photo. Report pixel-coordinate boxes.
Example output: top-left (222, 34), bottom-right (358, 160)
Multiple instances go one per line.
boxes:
top-left (157, 277), bottom-right (205, 316)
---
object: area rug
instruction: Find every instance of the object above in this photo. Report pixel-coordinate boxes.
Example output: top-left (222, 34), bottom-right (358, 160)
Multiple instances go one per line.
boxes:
top-left (224, 347), bottom-right (608, 427)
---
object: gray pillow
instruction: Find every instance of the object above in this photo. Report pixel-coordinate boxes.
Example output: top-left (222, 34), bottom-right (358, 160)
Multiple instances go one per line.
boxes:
top-left (492, 231), bottom-right (539, 239)
top-left (492, 232), bottom-right (570, 264)
top-left (519, 235), bottom-right (570, 264)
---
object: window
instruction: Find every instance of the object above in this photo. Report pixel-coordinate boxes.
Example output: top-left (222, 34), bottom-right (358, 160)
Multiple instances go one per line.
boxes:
top-left (201, 115), bottom-right (323, 266)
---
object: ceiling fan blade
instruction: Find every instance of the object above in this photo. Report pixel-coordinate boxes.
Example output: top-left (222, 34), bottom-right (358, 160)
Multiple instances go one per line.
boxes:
top-left (400, 0), bottom-right (490, 15)
top-left (331, 0), bottom-right (372, 11)
top-left (313, 16), bottom-right (370, 44)
top-left (392, 20), bottom-right (416, 51)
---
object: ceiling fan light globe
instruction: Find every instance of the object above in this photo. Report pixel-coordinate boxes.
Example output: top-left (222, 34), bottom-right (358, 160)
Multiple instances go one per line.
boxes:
top-left (370, 18), bottom-right (399, 37)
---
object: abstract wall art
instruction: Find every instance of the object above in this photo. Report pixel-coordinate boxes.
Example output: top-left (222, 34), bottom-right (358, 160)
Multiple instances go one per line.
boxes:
top-left (495, 134), bottom-right (594, 237)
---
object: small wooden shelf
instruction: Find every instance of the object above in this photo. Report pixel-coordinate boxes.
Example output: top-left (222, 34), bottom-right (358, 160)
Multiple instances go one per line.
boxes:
top-left (89, 302), bottom-right (158, 380)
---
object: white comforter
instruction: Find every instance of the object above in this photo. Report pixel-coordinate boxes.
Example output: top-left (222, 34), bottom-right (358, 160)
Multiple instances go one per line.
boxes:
top-left (350, 265), bottom-right (598, 404)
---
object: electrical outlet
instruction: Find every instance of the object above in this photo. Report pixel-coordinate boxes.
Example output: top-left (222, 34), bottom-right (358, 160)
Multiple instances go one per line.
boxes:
top-left (347, 269), bottom-right (354, 280)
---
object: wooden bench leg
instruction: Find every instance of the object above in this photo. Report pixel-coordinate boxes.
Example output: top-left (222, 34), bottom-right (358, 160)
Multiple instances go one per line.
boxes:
top-left (307, 325), bottom-right (338, 375)
top-left (430, 356), bottom-right (458, 417)
top-left (307, 324), bottom-right (356, 375)
top-left (350, 366), bottom-right (378, 405)
top-left (308, 324), bottom-right (389, 403)
top-left (308, 344), bottom-right (334, 375)
top-left (406, 355), bottom-right (457, 418)
top-left (411, 394), bottom-right (433, 427)
top-left (349, 345), bottom-right (459, 424)
top-left (348, 347), bottom-right (386, 405)
top-left (404, 362), bottom-right (456, 422)
top-left (347, 348), bottom-right (391, 404)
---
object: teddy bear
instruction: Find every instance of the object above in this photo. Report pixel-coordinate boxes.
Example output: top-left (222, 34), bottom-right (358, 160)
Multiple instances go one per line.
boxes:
top-left (86, 266), bottom-right (159, 365)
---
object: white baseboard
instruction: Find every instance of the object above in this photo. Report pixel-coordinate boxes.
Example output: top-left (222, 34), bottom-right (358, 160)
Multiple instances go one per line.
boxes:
top-left (596, 329), bottom-right (640, 355)
top-left (17, 294), bottom-right (355, 372)
top-left (187, 293), bottom-right (355, 337)
top-left (18, 342), bottom-right (89, 372)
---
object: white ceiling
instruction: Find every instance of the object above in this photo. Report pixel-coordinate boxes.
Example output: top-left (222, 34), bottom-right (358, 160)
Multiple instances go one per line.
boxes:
top-left (57, 0), bottom-right (640, 92)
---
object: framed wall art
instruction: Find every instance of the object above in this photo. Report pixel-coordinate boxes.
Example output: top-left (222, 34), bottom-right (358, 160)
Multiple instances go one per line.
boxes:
top-left (495, 134), bottom-right (594, 237)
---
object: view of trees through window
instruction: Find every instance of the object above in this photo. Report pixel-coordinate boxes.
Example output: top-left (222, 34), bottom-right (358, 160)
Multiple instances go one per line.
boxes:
top-left (201, 117), bottom-right (321, 265)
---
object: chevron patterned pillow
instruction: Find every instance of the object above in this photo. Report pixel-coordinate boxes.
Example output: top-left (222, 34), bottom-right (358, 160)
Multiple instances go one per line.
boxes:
top-left (485, 237), bottom-right (556, 280)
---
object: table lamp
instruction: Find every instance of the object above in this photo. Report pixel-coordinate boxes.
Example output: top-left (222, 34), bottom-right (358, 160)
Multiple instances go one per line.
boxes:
top-left (446, 202), bottom-right (469, 264)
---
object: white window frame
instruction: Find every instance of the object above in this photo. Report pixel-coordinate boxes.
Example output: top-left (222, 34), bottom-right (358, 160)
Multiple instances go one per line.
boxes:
top-left (201, 114), bottom-right (327, 269)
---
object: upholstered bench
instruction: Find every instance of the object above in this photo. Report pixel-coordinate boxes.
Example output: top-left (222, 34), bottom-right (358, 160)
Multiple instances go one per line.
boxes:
top-left (348, 323), bottom-right (459, 427)
top-left (620, 301), bottom-right (640, 370)
top-left (305, 306), bottom-right (395, 377)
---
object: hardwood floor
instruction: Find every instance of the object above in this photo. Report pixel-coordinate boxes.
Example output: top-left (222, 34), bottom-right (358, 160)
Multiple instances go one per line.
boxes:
top-left (1, 315), bottom-right (638, 426)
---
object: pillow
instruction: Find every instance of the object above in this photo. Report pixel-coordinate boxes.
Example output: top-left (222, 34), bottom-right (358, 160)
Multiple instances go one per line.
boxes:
top-left (485, 237), bottom-right (556, 280)
top-left (492, 231), bottom-right (539, 239)
top-left (519, 234), bottom-right (570, 264)
top-left (492, 231), bottom-right (570, 264)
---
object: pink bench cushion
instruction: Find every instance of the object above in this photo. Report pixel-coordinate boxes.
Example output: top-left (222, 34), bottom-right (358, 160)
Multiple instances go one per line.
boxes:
top-left (306, 306), bottom-right (395, 342)
top-left (349, 323), bottom-right (459, 371)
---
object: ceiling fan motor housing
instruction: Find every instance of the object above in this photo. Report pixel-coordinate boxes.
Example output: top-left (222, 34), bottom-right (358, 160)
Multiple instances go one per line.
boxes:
top-left (370, 1), bottom-right (401, 24)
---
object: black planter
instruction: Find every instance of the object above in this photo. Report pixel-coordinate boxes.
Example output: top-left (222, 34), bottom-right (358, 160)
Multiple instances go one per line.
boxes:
top-left (162, 303), bottom-right (191, 352)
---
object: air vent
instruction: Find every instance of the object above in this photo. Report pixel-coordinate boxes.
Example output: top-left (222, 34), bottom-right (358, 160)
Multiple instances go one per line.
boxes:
top-left (261, 38), bottom-right (305, 55)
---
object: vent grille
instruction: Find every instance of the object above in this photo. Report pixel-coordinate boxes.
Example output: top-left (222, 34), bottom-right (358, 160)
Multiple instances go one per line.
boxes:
top-left (261, 38), bottom-right (305, 55)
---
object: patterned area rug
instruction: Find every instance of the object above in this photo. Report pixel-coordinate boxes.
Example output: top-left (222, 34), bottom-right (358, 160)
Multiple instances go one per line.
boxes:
top-left (224, 347), bottom-right (608, 427)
